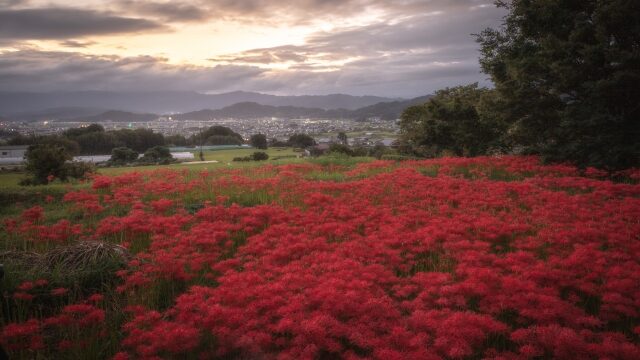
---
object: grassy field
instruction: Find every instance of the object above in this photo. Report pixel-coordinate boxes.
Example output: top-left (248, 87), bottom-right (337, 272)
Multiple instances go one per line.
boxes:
top-left (0, 147), bottom-right (301, 186)
top-left (0, 148), bottom-right (374, 217)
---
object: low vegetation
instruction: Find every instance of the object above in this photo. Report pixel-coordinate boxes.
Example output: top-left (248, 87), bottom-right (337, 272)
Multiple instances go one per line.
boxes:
top-left (1, 156), bottom-right (639, 358)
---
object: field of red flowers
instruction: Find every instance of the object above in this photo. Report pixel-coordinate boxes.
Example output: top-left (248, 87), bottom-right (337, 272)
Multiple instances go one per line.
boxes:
top-left (1, 156), bottom-right (640, 359)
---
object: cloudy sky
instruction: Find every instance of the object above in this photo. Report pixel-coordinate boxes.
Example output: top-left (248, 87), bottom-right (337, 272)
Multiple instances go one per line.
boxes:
top-left (0, 0), bottom-right (505, 97)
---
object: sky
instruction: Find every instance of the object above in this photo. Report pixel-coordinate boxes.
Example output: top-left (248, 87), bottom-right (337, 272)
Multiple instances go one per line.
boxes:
top-left (0, 0), bottom-right (506, 98)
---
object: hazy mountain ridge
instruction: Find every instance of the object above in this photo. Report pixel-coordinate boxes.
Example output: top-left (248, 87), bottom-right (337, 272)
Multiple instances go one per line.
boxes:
top-left (174, 96), bottom-right (432, 121)
top-left (0, 91), bottom-right (400, 116)
top-left (39, 95), bottom-right (434, 123)
top-left (1, 94), bottom-right (432, 123)
top-left (73, 110), bottom-right (158, 123)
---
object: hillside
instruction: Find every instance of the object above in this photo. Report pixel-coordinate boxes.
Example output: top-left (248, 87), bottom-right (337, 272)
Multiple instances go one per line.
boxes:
top-left (173, 96), bottom-right (432, 120)
top-left (70, 110), bottom-right (159, 123)
top-left (0, 91), bottom-right (399, 115)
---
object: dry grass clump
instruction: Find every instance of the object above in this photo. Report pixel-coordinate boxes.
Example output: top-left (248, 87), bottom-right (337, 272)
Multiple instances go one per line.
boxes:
top-left (0, 241), bottom-right (129, 293)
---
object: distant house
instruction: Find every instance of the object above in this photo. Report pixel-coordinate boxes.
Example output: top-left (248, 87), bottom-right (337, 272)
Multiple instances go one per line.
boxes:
top-left (0, 145), bottom-right (28, 158)
top-left (0, 145), bottom-right (28, 164)
top-left (304, 144), bottom-right (331, 157)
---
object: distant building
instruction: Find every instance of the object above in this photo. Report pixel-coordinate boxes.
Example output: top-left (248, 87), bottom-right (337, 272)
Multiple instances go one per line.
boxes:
top-left (304, 144), bottom-right (331, 157)
top-left (0, 145), bottom-right (28, 158)
top-left (0, 145), bottom-right (28, 164)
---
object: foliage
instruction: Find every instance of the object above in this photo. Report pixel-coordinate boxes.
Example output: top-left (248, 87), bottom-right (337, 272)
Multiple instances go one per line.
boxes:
top-left (337, 131), bottom-right (348, 145)
top-left (74, 132), bottom-right (119, 155)
top-left (269, 138), bottom-right (289, 147)
top-left (251, 151), bottom-right (269, 161)
top-left (110, 129), bottom-right (165, 153)
top-left (476, 0), bottom-right (640, 170)
top-left (62, 161), bottom-right (95, 181)
top-left (63, 124), bottom-right (105, 138)
top-left (233, 151), bottom-right (269, 162)
top-left (138, 146), bottom-right (173, 164)
top-left (192, 126), bottom-right (244, 146)
top-left (22, 144), bottom-right (71, 185)
top-left (109, 147), bottom-right (139, 165)
top-left (249, 133), bottom-right (268, 149)
top-left (328, 143), bottom-right (354, 156)
top-left (288, 133), bottom-right (316, 148)
top-left (399, 84), bottom-right (507, 157)
top-left (164, 134), bottom-right (188, 147)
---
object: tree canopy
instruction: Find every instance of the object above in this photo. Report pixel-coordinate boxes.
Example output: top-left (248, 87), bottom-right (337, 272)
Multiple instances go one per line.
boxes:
top-left (288, 134), bottom-right (316, 148)
top-left (476, 0), bottom-right (640, 170)
top-left (249, 134), bottom-right (268, 149)
top-left (399, 84), bottom-right (506, 157)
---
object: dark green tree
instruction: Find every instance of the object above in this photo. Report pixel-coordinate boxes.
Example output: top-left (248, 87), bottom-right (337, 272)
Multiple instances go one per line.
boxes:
top-left (23, 144), bottom-right (71, 185)
top-left (329, 143), bottom-right (354, 156)
top-left (139, 146), bottom-right (173, 164)
top-left (251, 151), bottom-right (269, 161)
top-left (165, 134), bottom-right (188, 146)
top-left (337, 132), bottom-right (348, 145)
top-left (63, 124), bottom-right (104, 138)
top-left (288, 134), bottom-right (316, 148)
top-left (249, 134), bottom-right (268, 149)
top-left (75, 132), bottom-right (118, 155)
top-left (109, 147), bottom-right (139, 164)
top-left (399, 84), bottom-right (506, 157)
top-left (476, 0), bottom-right (640, 170)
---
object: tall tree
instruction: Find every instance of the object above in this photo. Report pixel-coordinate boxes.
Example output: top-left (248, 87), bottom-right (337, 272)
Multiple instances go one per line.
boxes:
top-left (249, 134), bottom-right (268, 149)
top-left (476, 0), bottom-right (640, 170)
top-left (337, 132), bottom-right (348, 145)
top-left (399, 84), bottom-right (506, 157)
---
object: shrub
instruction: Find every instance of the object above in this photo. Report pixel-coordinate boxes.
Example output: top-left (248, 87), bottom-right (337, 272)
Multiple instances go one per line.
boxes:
top-left (23, 144), bottom-right (71, 185)
top-left (138, 146), bottom-right (173, 164)
top-left (109, 147), bottom-right (139, 165)
top-left (62, 161), bottom-right (95, 180)
top-left (251, 152), bottom-right (269, 161)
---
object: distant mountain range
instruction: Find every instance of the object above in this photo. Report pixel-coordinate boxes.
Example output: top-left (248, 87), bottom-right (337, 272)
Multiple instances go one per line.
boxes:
top-left (0, 91), bottom-right (401, 117)
top-left (174, 96), bottom-right (432, 121)
top-left (74, 110), bottom-right (159, 123)
top-left (65, 95), bottom-right (432, 123)
top-left (0, 92), bottom-right (430, 123)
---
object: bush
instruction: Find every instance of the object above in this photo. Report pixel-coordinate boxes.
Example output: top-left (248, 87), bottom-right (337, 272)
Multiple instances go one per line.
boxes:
top-left (62, 161), bottom-right (95, 180)
top-left (232, 152), bottom-right (269, 162)
top-left (251, 152), bottom-right (269, 161)
top-left (109, 147), bottom-right (138, 165)
top-left (328, 144), bottom-right (354, 156)
top-left (232, 156), bottom-right (252, 162)
top-left (138, 146), bottom-right (173, 164)
top-left (288, 134), bottom-right (316, 148)
top-left (250, 134), bottom-right (268, 149)
top-left (23, 144), bottom-right (71, 185)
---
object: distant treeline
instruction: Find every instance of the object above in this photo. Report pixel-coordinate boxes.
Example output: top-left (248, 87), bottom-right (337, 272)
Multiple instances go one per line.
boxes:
top-left (5, 124), bottom-right (320, 155)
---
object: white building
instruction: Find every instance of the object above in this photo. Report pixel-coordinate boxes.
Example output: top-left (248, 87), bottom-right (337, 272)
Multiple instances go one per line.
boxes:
top-left (0, 145), bottom-right (28, 158)
top-left (0, 145), bottom-right (28, 164)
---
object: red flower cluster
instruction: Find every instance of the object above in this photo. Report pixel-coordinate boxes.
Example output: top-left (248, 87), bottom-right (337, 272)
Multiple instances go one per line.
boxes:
top-left (2, 156), bottom-right (639, 359)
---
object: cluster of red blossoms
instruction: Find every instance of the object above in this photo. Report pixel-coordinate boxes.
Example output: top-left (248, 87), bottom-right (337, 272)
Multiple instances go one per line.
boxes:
top-left (2, 156), bottom-right (640, 359)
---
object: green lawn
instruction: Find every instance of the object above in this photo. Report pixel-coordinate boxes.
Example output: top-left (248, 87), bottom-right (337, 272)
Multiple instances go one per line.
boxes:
top-left (0, 147), bottom-right (302, 186)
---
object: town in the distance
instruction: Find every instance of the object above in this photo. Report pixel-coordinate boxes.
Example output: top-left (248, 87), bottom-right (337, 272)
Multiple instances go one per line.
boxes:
top-left (0, 90), bottom-right (431, 165)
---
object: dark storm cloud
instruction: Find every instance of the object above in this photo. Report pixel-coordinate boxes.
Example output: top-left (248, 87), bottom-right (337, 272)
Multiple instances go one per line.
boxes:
top-left (0, 8), bottom-right (166, 40)
top-left (117, 1), bottom-right (209, 22)
top-left (200, 0), bottom-right (496, 24)
top-left (59, 40), bottom-right (97, 48)
top-left (202, 3), bottom-right (503, 96)
top-left (0, 50), bottom-right (267, 92)
top-left (0, 0), bottom-right (506, 97)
